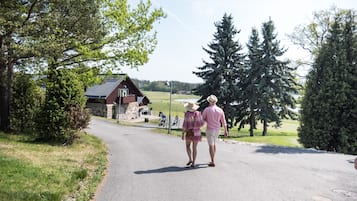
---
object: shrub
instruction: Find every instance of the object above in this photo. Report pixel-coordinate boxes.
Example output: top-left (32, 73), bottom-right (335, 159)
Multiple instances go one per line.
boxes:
top-left (10, 73), bottom-right (44, 134)
top-left (36, 68), bottom-right (89, 144)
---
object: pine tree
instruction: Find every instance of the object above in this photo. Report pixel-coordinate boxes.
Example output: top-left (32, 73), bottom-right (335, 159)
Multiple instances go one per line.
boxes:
top-left (193, 13), bottom-right (245, 128)
top-left (299, 11), bottom-right (357, 154)
top-left (258, 19), bottom-right (299, 136)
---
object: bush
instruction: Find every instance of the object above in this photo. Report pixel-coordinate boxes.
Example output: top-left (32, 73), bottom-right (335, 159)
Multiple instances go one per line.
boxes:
top-left (66, 104), bottom-right (91, 131)
top-left (10, 73), bottom-right (44, 134)
top-left (36, 68), bottom-right (89, 144)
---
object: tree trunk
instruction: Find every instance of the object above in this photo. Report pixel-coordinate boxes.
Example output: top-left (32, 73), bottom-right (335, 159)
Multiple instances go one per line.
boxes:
top-left (0, 62), bottom-right (10, 131)
top-left (262, 119), bottom-right (267, 136)
top-left (249, 112), bottom-right (255, 136)
top-left (0, 36), bottom-right (14, 132)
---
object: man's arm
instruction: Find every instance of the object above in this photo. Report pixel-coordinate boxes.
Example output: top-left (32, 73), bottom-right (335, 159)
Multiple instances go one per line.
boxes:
top-left (220, 111), bottom-right (228, 137)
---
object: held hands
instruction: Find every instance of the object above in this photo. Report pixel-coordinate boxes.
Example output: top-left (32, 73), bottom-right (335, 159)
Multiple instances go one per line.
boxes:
top-left (224, 131), bottom-right (228, 138)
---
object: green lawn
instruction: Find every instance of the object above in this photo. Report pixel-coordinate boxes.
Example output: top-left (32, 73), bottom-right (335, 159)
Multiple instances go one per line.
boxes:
top-left (0, 132), bottom-right (107, 201)
top-left (142, 91), bottom-right (302, 147)
top-left (143, 91), bottom-right (199, 118)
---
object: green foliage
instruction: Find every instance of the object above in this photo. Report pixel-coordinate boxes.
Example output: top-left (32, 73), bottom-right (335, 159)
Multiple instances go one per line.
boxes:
top-left (102, 0), bottom-right (166, 68)
top-left (288, 6), bottom-right (355, 59)
top-left (193, 13), bottom-right (245, 128)
top-left (132, 79), bottom-right (200, 93)
top-left (36, 69), bottom-right (89, 144)
top-left (193, 15), bottom-right (299, 136)
top-left (250, 19), bottom-right (299, 136)
top-left (72, 66), bottom-right (103, 91)
top-left (9, 73), bottom-right (44, 134)
top-left (0, 0), bottom-right (165, 132)
top-left (298, 10), bottom-right (357, 154)
top-left (240, 28), bottom-right (263, 136)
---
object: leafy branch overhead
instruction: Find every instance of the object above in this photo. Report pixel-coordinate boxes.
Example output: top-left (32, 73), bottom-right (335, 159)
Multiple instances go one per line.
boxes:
top-left (0, 0), bottom-right (165, 71)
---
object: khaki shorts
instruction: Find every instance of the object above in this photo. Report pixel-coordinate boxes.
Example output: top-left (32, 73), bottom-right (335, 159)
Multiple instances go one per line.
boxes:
top-left (206, 129), bottom-right (220, 145)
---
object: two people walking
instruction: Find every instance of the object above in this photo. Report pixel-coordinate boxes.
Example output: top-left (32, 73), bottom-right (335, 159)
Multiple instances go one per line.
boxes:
top-left (181, 94), bottom-right (228, 168)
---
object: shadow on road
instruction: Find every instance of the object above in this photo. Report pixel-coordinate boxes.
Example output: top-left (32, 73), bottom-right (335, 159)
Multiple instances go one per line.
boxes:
top-left (255, 145), bottom-right (324, 154)
top-left (134, 164), bottom-right (208, 174)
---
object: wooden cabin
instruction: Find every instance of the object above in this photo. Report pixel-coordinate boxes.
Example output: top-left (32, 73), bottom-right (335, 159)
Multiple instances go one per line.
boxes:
top-left (85, 74), bottom-right (150, 119)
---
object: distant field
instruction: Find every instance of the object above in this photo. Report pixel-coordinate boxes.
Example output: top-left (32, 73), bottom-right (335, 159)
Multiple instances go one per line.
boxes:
top-left (142, 91), bottom-right (301, 147)
top-left (143, 91), bottom-right (199, 118)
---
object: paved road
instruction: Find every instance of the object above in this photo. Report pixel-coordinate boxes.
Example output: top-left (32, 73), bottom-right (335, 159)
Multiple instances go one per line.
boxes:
top-left (87, 118), bottom-right (357, 201)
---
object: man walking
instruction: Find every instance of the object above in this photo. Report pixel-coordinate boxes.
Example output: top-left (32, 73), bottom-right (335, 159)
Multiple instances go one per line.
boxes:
top-left (202, 95), bottom-right (228, 167)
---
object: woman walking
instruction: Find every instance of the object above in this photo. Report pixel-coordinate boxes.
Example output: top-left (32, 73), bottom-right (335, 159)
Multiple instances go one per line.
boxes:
top-left (181, 102), bottom-right (204, 168)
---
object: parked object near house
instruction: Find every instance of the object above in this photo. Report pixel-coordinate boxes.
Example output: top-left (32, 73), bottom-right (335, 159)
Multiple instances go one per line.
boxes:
top-left (158, 113), bottom-right (166, 127)
top-left (85, 74), bottom-right (150, 120)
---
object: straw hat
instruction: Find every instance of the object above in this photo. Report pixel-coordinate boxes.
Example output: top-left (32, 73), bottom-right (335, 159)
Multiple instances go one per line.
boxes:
top-left (184, 102), bottom-right (199, 112)
top-left (207, 95), bottom-right (218, 104)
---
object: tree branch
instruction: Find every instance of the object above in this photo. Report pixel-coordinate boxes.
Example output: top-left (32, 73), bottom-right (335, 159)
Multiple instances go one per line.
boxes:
top-left (22, 0), bottom-right (38, 27)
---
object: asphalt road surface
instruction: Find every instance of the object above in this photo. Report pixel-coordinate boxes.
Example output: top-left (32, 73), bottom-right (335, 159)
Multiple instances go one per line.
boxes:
top-left (87, 118), bottom-right (357, 201)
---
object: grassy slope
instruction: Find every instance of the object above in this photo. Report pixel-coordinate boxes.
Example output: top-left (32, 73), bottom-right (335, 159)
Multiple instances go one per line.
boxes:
top-left (0, 132), bottom-right (107, 201)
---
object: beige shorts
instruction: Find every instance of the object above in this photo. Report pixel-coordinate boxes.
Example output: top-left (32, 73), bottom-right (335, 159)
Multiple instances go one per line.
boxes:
top-left (206, 129), bottom-right (220, 145)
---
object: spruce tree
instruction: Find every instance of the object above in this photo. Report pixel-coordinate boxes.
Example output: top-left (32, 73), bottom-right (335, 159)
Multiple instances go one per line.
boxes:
top-left (193, 13), bottom-right (245, 128)
top-left (299, 11), bottom-right (357, 154)
top-left (242, 28), bottom-right (264, 136)
top-left (258, 19), bottom-right (299, 136)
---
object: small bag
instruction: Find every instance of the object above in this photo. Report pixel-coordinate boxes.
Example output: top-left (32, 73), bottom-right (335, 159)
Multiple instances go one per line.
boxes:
top-left (186, 129), bottom-right (194, 137)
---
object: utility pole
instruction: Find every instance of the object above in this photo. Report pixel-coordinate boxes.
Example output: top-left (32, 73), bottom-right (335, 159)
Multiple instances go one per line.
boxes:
top-left (117, 89), bottom-right (121, 123)
top-left (168, 81), bottom-right (172, 134)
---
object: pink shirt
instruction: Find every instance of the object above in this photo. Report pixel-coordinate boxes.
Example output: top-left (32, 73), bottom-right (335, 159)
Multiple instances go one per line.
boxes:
top-left (202, 105), bottom-right (227, 131)
top-left (182, 111), bottom-right (204, 136)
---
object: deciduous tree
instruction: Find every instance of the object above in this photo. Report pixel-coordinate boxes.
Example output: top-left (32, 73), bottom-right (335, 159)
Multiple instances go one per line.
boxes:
top-left (0, 0), bottom-right (164, 132)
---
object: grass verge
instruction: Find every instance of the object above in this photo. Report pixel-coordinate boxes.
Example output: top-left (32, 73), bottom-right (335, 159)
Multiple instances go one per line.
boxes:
top-left (127, 117), bottom-right (302, 148)
top-left (0, 132), bottom-right (107, 201)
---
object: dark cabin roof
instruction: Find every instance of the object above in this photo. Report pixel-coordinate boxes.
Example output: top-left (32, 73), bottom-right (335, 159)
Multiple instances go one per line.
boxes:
top-left (85, 74), bottom-right (150, 105)
top-left (85, 77), bottom-right (124, 99)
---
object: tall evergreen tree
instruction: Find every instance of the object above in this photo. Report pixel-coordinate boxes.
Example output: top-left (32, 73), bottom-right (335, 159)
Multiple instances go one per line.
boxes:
top-left (241, 28), bottom-right (264, 136)
top-left (298, 11), bottom-right (357, 154)
top-left (258, 19), bottom-right (299, 136)
top-left (193, 13), bottom-right (245, 128)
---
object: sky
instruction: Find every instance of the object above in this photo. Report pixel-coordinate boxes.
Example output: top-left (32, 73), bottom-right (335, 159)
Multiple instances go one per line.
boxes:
top-left (122, 0), bottom-right (357, 83)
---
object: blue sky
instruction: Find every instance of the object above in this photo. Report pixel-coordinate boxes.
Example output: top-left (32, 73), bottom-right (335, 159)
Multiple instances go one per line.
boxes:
top-left (122, 0), bottom-right (357, 83)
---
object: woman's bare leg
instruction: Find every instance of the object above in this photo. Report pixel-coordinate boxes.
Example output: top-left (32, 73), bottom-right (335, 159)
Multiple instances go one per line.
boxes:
top-left (192, 141), bottom-right (198, 166)
top-left (185, 139), bottom-right (192, 164)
